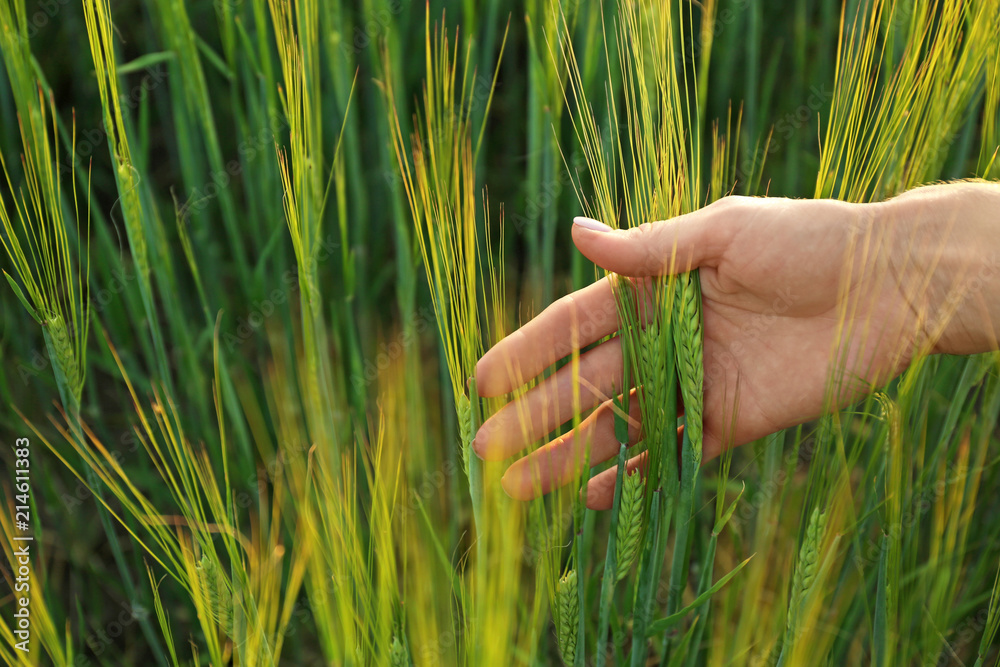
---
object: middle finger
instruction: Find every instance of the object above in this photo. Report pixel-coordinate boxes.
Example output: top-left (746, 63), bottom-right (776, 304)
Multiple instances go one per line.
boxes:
top-left (473, 337), bottom-right (625, 461)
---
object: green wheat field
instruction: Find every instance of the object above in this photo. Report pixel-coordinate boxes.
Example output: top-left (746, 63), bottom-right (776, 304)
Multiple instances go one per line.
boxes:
top-left (2, 0), bottom-right (1000, 665)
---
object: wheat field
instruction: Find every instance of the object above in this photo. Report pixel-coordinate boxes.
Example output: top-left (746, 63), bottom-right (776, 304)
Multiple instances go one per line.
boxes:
top-left (2, 0), bottom-right (1000, 665)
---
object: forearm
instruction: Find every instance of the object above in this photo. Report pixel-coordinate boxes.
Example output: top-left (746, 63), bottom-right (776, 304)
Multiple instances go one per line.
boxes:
top-left (883, 181), bottom-right (1000, 356)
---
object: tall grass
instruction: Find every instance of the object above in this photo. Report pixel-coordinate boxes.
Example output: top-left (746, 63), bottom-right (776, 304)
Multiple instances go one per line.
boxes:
top-left (1, 0), bottom-right (1000, 665)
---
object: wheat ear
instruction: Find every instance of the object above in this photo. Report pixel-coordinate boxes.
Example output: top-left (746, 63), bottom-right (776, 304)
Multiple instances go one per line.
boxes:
top-left (457, 392), bottom-right (473, 473)
top-left (638, 318), bottom-right (667, 439)
top-left (785, 508), bottom-right (827, 639)
top-left (673, 272), bottom-right (704, 465)
top-left (390, 635), bottom-right (408, 667)
top-left (557, 569), bottom-right (579, 665)
top-left (615, 470), bottom-right (644, 582)
top-left (42, 313), bottom-right (83, 406)
top-left (196, 555), bottom-right (233, 636)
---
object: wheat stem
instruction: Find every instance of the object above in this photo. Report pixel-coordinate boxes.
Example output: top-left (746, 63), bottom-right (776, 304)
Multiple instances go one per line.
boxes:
top-left (467, 378), bottom-right (485, 574)
top-left (596, 442), bottom-right (629, 667)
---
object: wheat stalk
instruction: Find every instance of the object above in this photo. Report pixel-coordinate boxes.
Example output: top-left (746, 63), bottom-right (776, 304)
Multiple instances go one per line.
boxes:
top-left (82, 0), bottom-right (149, 281)
top-left (383, 12), bottom-right (507, 492)
top-left (554, 1), bottom-right (717, 660)
top-left (0, 84), bottom-right (90, 412)
top-left (383, 14), bottom-right (501, 402)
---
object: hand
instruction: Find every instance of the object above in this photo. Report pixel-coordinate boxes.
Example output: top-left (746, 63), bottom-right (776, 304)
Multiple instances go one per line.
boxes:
top-left (473, 193), bottom-right (944, 509)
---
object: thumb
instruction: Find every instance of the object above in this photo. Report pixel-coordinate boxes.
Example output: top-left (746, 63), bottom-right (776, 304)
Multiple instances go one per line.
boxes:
top-left (571, 204), bottom-right (731, 277)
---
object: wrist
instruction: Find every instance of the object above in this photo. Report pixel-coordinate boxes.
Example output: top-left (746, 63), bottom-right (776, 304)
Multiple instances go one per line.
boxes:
top-left (883, 183), bottom-right (1000, 357)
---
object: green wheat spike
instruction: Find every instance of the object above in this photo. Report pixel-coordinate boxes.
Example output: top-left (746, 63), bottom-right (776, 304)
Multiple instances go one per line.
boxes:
top-left (615, 469), bottom-right (644, 582)
top-left (389, 635), bottom-right (408, 667)
top-left (43, 313), bottom-right (83, 406)
top-left (785, 508), bottom-right (827, 638)
top-left (557, 569), bottom-right (579, 666)
top-left (457, 392), bottom-right (472, 474)
top-left (116, 161), bottom-right (149, 281)
top-left (197, 555), bottom-right (234, 636)
top-left (673, 272), bottom-right (704, 464)
top-left (638, 318), bottom-right (667, 439)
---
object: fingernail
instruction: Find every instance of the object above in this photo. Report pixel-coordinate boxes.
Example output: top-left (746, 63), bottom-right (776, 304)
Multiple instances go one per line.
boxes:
top-left (471, 430), bottom-right (485, 460)
top-left (499, 472), bottom-right (519, 500)
top-left (573, 216), bottom-right (612, 233)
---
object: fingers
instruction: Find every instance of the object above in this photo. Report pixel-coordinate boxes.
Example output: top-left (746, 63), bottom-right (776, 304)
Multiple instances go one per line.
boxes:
top-left (474, 338), bottom-right (624, 461)
top-left (476, 276), bottom-right (621, 397)
top-left (500, 392), bottom-right (643, 502)
top-left (571, 202), bottom-right (734, 277)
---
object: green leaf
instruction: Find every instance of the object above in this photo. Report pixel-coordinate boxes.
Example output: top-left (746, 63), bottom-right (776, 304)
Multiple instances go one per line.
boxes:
top-left (118, 51), bottom-right (176, 76)
top-left (647, 555), bottom-right (754, 637)
top-left (4, 270), bottom-right (42, 324)
top-left (195, 33), bottom-right (234, 81)
top-left (713, 481), bottom-right (746, 535)
top-left (665, 615), bottom-right (701, 667)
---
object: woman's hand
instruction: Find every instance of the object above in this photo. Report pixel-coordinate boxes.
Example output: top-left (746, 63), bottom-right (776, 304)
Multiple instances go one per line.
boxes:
top-left (473, 184), bottom-right (1000, 509)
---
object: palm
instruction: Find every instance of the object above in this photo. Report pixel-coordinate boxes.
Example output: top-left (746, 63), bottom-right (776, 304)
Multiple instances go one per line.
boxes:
top-left (696, 199), bottom-right (912, 457)
top-left (474, 197), bottom-right (915, 507)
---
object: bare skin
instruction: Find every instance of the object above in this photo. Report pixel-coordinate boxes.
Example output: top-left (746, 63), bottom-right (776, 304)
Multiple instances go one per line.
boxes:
top-left (473, 182), bottom-right (1000, 509)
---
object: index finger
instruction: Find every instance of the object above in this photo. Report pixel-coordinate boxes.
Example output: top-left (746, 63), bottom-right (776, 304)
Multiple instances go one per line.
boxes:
top-left (476, 275), bottom-right (621, 397)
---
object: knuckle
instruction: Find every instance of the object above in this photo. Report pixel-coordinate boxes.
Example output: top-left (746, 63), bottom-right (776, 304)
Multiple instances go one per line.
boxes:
top-left (629, 221), bottom-right (657, 239)
top-left (712, 194), bottom-right (749, 212)
top-left (553, 292), bottom-right (578, 316)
